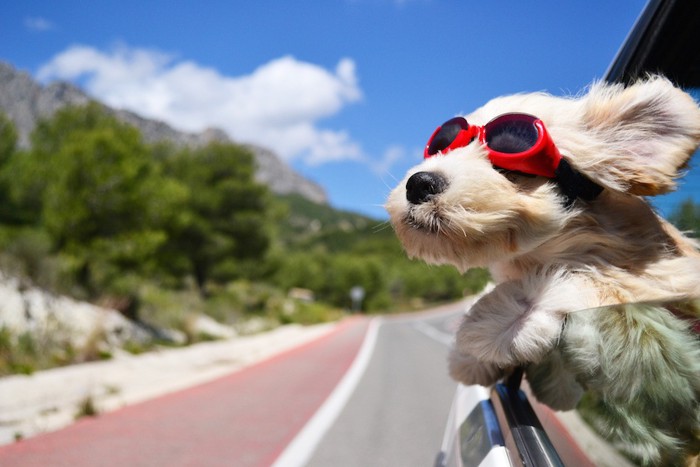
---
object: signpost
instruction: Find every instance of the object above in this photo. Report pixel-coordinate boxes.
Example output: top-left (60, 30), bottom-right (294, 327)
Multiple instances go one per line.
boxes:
top-left (349, 286), bottom-right (365, 312)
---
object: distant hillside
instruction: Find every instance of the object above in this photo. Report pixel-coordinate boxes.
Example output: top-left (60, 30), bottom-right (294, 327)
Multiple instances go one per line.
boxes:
top-left (275, 193), bottom-right (403, 256)
top-left (277, 194), bottom-right (376, 238)
top-left (0, 61), bottom-right (327, 204)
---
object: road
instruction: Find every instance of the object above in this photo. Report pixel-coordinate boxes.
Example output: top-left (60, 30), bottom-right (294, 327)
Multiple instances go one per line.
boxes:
top-left (0, 302), bottom-right (466, 467)
top-left (306, 305), bottom-right (461, 467)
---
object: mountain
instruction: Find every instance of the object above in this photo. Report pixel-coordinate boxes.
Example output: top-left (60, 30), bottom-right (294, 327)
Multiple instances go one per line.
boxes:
top-left (0, 61), bottom-right (327, 204)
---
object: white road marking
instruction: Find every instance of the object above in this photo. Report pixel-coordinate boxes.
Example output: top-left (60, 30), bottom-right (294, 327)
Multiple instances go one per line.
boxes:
top-left (271, 317), bottom-right (382, 467)
top-left (412, 321), bottom-right (454, 347)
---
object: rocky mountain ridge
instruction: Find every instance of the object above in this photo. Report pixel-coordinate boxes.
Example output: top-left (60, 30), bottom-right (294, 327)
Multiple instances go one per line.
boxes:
top-left (0, 61), bottom-right (327, 204)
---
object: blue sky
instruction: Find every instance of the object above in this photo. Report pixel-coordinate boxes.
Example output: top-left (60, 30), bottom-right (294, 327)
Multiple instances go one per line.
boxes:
top-left (4, 0), bottom-right (695, 220)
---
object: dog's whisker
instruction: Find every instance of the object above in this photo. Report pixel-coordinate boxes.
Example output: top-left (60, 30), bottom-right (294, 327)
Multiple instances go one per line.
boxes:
top-left (372, 221), bottom-right (392, 234)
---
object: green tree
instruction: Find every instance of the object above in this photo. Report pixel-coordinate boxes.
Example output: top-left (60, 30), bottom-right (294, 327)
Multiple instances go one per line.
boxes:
top-left (161, 142), bottom-right (273, 293)
top-left (273, 251), bottom-right (327, 293)
top-left (0, 112), bottom-right (16, 166)
top-left (670, 198), bottom-right (700, 236)
top-left (17, 104), bottom-right (186, 297)
top-left (8, 103), bottom-right (120, 220)
top-left (0, 113), bottom-right (21, 224)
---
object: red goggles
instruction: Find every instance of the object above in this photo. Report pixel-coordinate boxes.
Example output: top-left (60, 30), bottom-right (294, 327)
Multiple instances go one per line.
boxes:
top-left (423, 113), bottom-right (562, 178)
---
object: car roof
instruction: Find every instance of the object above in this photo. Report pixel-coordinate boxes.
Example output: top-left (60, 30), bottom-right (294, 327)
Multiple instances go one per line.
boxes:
top-left (606, 0), bottom-right (700, 87)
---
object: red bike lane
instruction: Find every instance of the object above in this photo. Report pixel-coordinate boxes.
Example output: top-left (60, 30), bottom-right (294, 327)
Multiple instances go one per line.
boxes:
top-left (0, 316), bottom-right (370, 467)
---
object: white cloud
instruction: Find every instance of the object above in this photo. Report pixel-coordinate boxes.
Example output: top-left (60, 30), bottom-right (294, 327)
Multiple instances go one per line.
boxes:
top-left (37, 44), bottom-right (364, 165)
top-left (24, 17), bottom-right (55, 32)
top-left (371, 145), bottom-right (406, 176)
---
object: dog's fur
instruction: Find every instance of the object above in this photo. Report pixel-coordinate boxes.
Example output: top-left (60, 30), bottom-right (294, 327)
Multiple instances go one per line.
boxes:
top-left (386, 77), bottom-right (700, 466)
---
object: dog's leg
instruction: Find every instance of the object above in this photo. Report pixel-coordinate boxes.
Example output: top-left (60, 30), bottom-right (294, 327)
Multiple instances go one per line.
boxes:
top-left (526, 349), bottom-right (584, 410)
top-left (448, 349), bottom-right (505, 386)
top-left (455, 271), bottom-right (592, 367)
top-left (561, 303), bottom-right (700, 465)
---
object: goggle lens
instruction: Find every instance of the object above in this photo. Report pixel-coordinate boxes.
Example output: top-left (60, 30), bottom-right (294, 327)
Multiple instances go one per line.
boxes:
top-left (425, 117), bottom-right (476, 158)
top-left (423, 113), bottom-right (561, 178)
top-left (426, 117), bottom-right (469, 156)
top-left (484, 114), bottom-right (539, 154)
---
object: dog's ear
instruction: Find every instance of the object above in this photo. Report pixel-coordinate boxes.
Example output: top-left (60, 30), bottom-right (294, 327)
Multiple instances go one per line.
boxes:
top-left (578, 76), bottom-right (700, 196)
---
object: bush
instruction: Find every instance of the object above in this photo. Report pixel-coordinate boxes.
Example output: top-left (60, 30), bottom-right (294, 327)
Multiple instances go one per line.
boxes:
top-left (0, 322), bottom-right (92, 376)
top-left (276, 300), bottom-right (344, 326)
top-left (137, 282), bottom-right (203, 333)
top-left (0, 227), bottom-right (60, 291)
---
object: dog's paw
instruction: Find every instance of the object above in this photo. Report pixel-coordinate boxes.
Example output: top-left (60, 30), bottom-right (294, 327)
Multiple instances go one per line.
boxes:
top-left (456, 271), bottom-right (594, 366)
top-left (448, 349), bottom-right (504, 386)
top-left (526, 351), bottom-right (584, 411)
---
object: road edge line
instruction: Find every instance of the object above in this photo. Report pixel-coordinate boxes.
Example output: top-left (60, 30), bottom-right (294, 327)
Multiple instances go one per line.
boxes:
top-left (271, 316), bottom-right (382, 467)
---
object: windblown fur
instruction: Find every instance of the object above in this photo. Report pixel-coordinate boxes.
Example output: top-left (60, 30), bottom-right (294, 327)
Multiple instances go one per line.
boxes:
top-left (386, 77), bottom-right (700, 466)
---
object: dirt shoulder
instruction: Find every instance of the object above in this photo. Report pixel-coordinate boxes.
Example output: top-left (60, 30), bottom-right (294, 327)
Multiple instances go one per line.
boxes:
top-left (0, 321), bottom-right (335, 444)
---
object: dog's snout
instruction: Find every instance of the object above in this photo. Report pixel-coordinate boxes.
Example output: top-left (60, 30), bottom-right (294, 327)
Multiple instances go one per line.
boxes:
top-left (406, 171), bottom-right (448, 205)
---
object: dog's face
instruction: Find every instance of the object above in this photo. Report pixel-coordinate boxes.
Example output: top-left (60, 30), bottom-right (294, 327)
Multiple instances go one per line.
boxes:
top-left (387, 78), bottom-right (700, 272)
top-left (385, 94), bottom-right (575, 271)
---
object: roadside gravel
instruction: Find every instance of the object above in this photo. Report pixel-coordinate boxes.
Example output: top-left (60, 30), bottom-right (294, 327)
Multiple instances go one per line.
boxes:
top-left (0, 321), bottom-right (335, 444)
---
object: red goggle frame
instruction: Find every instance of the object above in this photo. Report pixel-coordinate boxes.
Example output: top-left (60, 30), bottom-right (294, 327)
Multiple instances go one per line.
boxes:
top-left (423, 113), bottom-right (562, 178)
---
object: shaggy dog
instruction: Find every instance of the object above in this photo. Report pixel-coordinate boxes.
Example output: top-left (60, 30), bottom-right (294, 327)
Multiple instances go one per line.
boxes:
top-left (386, 77), bottom-right (700, 466)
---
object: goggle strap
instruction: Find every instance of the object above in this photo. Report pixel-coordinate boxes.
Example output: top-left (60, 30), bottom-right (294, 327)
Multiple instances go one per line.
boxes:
top-left (554, 158), bottom-right (603, 206)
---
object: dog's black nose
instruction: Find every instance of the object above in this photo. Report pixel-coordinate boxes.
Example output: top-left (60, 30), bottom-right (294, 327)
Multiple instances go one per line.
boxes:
top-left (406, 171), bottom-right (448, 205)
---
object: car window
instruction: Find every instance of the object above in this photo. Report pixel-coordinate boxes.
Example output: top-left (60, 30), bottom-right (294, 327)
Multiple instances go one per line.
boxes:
top-left (650, 87), bottom-right (700, 218)
top-left (606, 0), bottom-right (700, 223)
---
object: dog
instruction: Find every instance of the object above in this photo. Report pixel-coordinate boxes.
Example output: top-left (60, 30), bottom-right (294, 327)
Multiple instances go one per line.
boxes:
top-left (386, 77), bottom-right (700, 466)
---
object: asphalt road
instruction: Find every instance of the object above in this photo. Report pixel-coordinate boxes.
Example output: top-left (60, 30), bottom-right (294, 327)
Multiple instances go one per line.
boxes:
top-left (0, 317), bottom-right (371, 467)
top-left (0, 303), bottom-right (466, 467)
top-left (307, 304), bottom-right (463, 467)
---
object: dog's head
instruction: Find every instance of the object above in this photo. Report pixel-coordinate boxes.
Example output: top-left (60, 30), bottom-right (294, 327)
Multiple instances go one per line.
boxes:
top-left (386, 77), bottom-right (700, 272)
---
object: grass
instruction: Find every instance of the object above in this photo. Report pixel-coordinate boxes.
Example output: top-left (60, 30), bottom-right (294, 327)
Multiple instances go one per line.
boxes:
top-left (0, 326), bottom-right (71, 376)
top-left (0, 319), bottom-right (121, 377)
top-left (75, 396), bottom-right (98, 419)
